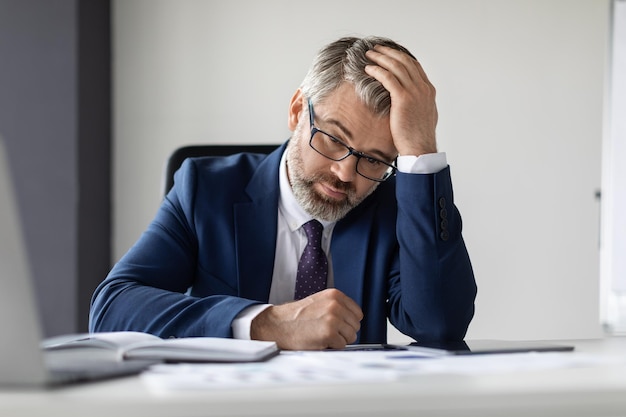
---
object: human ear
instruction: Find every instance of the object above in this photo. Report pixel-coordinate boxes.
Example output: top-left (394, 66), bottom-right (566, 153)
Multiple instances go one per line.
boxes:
top-left (287, 89), bottom-right (305, 131)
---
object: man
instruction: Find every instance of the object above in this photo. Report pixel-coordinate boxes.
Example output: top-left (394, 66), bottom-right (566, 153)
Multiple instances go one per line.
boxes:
top-left (89, 36), bottom-right (477, 350)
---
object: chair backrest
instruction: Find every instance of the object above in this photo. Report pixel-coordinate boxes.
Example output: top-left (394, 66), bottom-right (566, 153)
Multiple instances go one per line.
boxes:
top-left (163, 144), bottom-right (279, 196)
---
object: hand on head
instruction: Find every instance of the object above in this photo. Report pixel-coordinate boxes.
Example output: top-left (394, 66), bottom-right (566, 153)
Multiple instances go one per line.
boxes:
top-left (365, 45), bottom-right (438, 156)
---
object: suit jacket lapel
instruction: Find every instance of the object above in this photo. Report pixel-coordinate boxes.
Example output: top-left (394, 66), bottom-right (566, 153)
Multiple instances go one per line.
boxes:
top-left (233, 145), bottom-right (284, 302)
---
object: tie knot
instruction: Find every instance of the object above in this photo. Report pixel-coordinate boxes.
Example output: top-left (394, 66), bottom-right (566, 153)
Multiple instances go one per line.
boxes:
top-left (302, 220), bottom-right (323, 247)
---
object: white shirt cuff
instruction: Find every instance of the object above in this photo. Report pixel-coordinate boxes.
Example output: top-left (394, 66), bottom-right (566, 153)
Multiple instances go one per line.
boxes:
top-left (397, 152), bottom-right (447, 174)
top-left (231, 304), bottom-right (272, 340)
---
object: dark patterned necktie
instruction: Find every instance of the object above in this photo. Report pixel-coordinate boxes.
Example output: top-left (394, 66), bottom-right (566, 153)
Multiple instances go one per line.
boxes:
top-left (294, 220), bottom-right (328, 300)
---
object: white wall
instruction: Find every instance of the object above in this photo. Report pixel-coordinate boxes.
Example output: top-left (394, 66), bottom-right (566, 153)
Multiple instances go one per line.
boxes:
top-left (113, 0), bottom-right (609, 341)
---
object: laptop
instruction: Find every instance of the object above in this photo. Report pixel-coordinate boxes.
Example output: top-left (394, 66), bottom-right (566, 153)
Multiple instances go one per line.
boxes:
top-left (0, 138), bottom-right (156, 387)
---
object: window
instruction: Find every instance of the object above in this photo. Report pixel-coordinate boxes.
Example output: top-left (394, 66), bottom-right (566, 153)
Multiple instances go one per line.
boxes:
top-left (601, 0), bottom-right (626, 333)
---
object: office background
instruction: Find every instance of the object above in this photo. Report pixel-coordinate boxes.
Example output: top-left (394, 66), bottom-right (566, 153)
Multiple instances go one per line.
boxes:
top-left (0, 0), bottom-right (612, 341)
top-left (0, 0), bottom-right (111, 335)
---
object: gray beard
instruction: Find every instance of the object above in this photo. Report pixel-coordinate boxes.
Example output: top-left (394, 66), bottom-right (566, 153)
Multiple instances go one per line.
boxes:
top-left (286, 139), bottom-right (377, 223)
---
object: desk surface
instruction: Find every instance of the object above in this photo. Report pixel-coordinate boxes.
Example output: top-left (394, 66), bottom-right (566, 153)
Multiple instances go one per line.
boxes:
top-left (2, 338), bottom-right (626, 417)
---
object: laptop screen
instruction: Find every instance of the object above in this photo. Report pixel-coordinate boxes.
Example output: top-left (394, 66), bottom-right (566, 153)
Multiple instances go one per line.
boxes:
top-left (0, 137), bottom-right (49, 385)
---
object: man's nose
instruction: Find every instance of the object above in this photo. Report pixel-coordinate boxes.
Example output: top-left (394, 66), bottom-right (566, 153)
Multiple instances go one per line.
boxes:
top-left (329, 155), bottom-right (357, 183)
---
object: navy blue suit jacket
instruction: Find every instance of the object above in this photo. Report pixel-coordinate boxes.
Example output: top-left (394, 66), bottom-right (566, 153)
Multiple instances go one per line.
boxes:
top-left (89, 142), bottom-right (476, 343)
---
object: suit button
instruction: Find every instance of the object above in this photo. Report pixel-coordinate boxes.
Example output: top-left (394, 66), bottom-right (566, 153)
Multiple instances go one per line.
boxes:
top-left (440, 219), bottom-right (448, 230)
top-left (440, 208), bottom-right (448, 219)
top-left (438, 197), bottom-right (446, 209)
top-left (440, 230), bottom-right (449, 241)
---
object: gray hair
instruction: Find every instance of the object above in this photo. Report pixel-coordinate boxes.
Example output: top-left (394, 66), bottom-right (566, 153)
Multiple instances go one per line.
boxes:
top-left (300, 36), bottom-right (416, 116)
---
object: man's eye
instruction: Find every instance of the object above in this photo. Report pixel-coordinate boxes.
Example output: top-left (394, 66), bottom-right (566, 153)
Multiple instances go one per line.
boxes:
top-left (364, 156), bottom-right (381, 166)
top-left (328, 135), bottom-right (342, 145)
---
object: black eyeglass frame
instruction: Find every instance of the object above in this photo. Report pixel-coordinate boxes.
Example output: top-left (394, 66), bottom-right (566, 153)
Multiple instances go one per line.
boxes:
top-left (307, 99), bottom-right (397, 182)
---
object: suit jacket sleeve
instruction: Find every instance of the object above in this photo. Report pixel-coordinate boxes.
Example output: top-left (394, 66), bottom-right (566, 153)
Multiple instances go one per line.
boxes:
top-left (387, 166), bottom-right (476, 341)
top-left (88, 159), bottom-right (261, 338)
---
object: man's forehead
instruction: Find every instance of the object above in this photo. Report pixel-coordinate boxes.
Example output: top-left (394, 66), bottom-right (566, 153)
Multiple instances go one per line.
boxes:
top-left (314, 84), bottom-right (376, 119)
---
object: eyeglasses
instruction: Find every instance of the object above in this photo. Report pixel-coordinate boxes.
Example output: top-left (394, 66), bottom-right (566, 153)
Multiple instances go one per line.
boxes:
top-left (307, 99), bottom-right (397, 182)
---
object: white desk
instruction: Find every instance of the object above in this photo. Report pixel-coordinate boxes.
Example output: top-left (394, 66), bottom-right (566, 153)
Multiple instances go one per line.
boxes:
top-left (2, 338), bottom-right (626, 417)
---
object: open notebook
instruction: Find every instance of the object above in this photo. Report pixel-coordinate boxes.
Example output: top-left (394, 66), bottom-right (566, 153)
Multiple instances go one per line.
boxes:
top-left (0, 138), bottom-right (156, 387)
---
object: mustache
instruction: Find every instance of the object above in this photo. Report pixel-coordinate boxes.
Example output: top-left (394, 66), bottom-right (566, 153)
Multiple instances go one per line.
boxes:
top-left (305, 173), bottom-right (355, 195)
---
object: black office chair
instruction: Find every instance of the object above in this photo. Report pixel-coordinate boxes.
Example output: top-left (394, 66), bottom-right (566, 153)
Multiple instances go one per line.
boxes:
top-left (163, 144), bottom-right (279, 196)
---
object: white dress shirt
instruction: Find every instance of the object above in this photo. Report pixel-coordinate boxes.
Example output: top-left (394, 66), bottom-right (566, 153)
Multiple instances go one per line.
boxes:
top-left (231, 151), bottom-right (447, 339)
